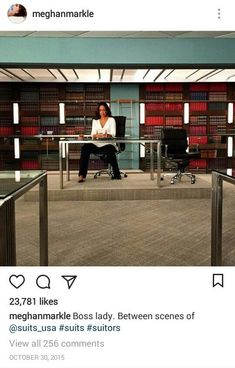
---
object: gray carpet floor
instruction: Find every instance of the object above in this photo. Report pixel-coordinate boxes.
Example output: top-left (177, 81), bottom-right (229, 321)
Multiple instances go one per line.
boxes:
top-left (15, 186), bottom-right (235, 266)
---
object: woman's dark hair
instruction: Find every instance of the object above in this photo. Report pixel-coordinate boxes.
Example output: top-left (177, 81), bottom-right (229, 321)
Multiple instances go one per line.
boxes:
top-left (15, 4), bottom-right (27, 17)
top-left (95, 102), bottom-right (112, 119)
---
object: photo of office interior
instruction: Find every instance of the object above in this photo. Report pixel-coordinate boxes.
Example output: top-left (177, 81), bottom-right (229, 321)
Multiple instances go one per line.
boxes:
top-left (0, 31), bottom-right (235, 267)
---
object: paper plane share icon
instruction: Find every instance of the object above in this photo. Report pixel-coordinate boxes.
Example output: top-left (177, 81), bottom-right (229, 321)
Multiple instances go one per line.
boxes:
top-left (61, 275), bottom-right (77, 289)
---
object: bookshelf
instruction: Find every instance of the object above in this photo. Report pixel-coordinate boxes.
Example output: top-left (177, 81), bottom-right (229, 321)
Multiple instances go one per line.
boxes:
top-left (18, 84), bottom-right (59, 170)
top-left (1, 81), bottom-right (235, 173)
top-left (62, 84), bottom-right (109, 136)
top-left (62, 84), bottom-right (110, 171)
top-left (140, 82), bottom-right (235, 173)
top-left (0, 85), bottom-right (15, 169)
top-left (0, 82), bottom-right (110, 171)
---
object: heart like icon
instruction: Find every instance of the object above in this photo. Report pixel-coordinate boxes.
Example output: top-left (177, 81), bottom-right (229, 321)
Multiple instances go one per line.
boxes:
top-left (9, 274), bottom-right (25, 289)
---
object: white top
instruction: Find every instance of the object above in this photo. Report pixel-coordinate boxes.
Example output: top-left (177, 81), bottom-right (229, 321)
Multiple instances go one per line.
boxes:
top-left (91, 117), bottom-right (117, 148)
top-left (8, 16), bottom-right (26, 23)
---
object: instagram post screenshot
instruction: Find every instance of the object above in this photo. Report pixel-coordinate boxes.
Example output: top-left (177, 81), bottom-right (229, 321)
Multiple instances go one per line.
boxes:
top-left (0, 1), bottom-right (235, 367)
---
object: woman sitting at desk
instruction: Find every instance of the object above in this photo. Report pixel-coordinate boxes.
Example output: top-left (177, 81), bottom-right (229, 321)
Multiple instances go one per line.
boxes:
top-left (78, 102), bottom-right (121, 183)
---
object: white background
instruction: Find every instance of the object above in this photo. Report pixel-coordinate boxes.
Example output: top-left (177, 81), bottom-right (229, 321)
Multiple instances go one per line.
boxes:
top-left (0, 0), bottom-right (235, 31)
top-left (1, 267), bottom-right (234, 368)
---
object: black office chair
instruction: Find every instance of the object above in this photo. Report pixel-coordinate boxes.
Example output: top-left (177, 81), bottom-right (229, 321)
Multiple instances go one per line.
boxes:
top-left (161, 128), bottom-right (200, 184)
top-left (94, 116), bottom-right (127, 179)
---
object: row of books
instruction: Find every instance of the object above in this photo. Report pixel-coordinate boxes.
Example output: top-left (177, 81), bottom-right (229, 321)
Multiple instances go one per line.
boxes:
top-left (146, 96), bottom-right (227, 106)
top-left (65, 92), bottom-right (85, 100)
top-left (1, 122), bottom-right (233, 134)
top-left (20, 103), bottom-right (59, 111)
top-left (190, 116), bottom-right (207, 124)
top-left (65, 105), bottom-right (85, 113)
top-left (189, 136), bottom-right (208, 144)
top-left (40, 126), bottom-right (60, 134)
top-left (165, 117), bottom-right (183, 125)
top-left (188, 83), bottom-right (227, 92)
top-left (60, 126), bottom-right (87, 135)
top-left (145, 101), bottom-right (227, 113)
top-left (207, 158), bottom-right (228, 169)
top-left (144, 116), bottom-right (233, 128)
top-left (0, 104), bottom-right (12, 112)
top-left (38, 104), bottom-right (58, 112)
top-left (66, 103), bottom-right (97, 111)
top-left (144, 84), bottom-right (164, 92)
top-left (189, 102), bottom-right (207, 111)
top-left (65, 117), bottom-right (93, 124)
top-left (200, 150), bottom-right (217, 158)
top-left (0, 151), bottom-right (13, 159)
top-left (85, 92), bottom-right (106, 100)
top-left (165, 93), bottom-right (183, 100)
top-left (20, 116), bottom-right (59, 125)
top-left (21, 126), bottom-right (40, 135)
top-left (140, 125), bottom-right (162, 138)
top-left (0, 90), bottom-right (13, 100)
top-left (188, 127), bottom-right (228, 137)
top-left (5, 125), bottom-right (90, 135)
top-left (208, 92), bottom-right (227, 101)
top-left (144, 93), bottom-right (183, 100)
top-left (208, 102), bottom-right (227, 110)
top-left (146, 102), bottom-right (183, 111)
top-left (209, 116), bottom-right (227, 124)
top-left (0, 117), bottom-right (13, 124)
top-left (21, 116), bottom-right (40, 124)
top-left (40, 116), bottom-right (59, 125)
top-left (144, 92), bottom-right (164, 100)
top-left (144, 83), bottom-right (227, 93)
top-left (20, 89), bottom-right (59, 101)
top-left (20, 139), bottom-right (41, 147)
top-left (189, 159), bottom-right (207, 169)
top-left (0, 155), bottom-right (15, 170)
top-left (189, 92), bottom-right (207, 100)
top-left (188, 92), bottom-right (227, 101)
top-left (145, 103), bottom-right (164, 112)
top-left (66, 84), bottom-right (85, 92)
top-left (21, 151), bottom-right (39, 159)
top-left (207, 127), bottom-right (225, 136)
top-left (145, 116), bottom-right (164, 125)
top-left (21, 160), bottom-right (40, 169)
top-left (145, 116), bottom-right (183, 126)
top-left (189, 126), bottom-right (207, 135)
top-left (145, 84), bottom-right (183, 92)
top-left (20, 91), bottom-right (39, 101)
top-left (86, 85), bottom-right (105, 92)
top-left (0, 126), bottom-right (14, 135)
top-left (189, 102), bottom-right (228, 111)
top-left (189, 120), bottom-right (232, 129)
top-left (165, 103), bottom-right (183, 111)
top-left (37, 88), bottom-right (59, 99)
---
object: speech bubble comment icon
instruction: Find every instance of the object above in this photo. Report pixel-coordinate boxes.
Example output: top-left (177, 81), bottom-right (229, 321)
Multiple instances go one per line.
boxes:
top-left (9, 274), bottom-right (25, 289)
top-left (36, 274), bottom-right (51, 289)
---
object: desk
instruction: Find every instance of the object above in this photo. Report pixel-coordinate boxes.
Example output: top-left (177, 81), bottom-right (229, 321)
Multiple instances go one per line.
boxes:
top-left (58, 138), bottom-right (161, 189)
top-left (211, 169), bottom-right (235, 266)
top-left (0, 170), bottom-right (48, 266)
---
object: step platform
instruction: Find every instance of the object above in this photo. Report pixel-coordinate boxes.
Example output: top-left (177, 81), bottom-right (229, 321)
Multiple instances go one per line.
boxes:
top-left (24, 172), bottom-right (211, 201)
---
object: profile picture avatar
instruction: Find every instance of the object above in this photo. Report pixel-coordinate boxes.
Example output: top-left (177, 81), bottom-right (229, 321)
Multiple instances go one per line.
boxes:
top-left (7, 3), bottom-right (27, 23)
